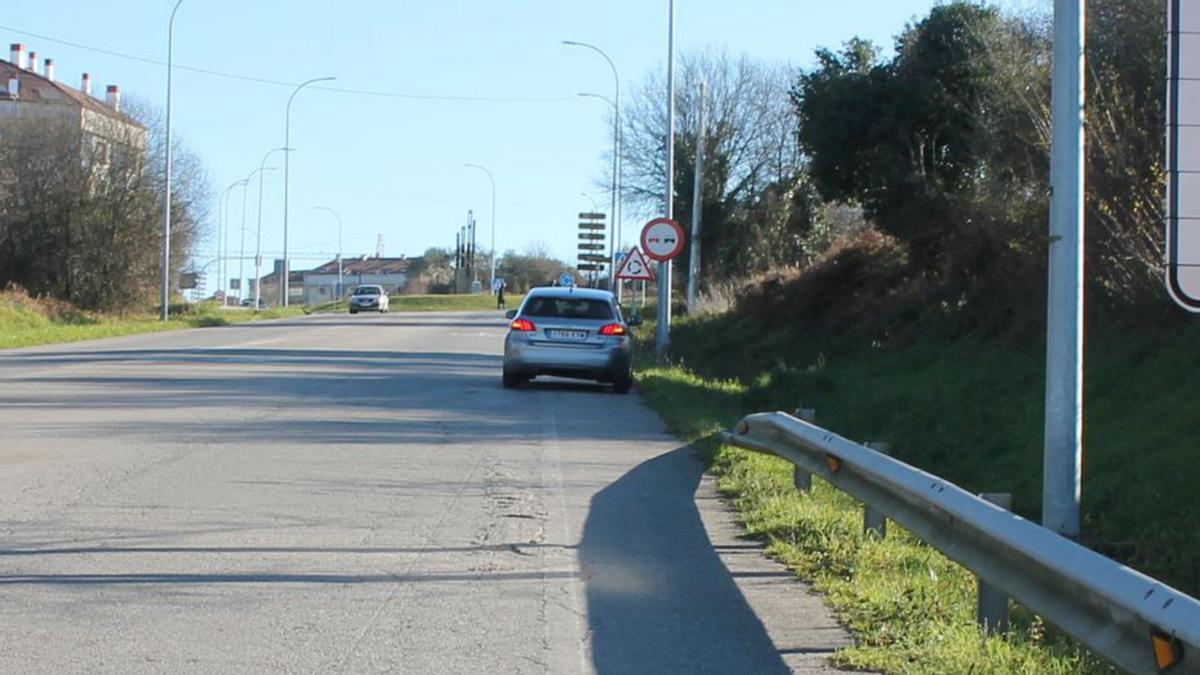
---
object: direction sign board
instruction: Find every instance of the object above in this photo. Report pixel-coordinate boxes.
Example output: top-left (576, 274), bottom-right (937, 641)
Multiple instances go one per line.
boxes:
top-left (615, 247), bottom-right (655, 281)
top-left (578, 223), bottom-right (607, 231)
top-left (579, 233), bottom-right (605, 241)
top-left (578, 212), bottom-right (606, 221)
top-left (577, 253), bottom-right (608, 263)
top-left (576, 264), bottom-right (603, 272)
top-left (578, 243), bottom-right (605, 251)
top-left (640, 218), bottom-right (686, 262)
top-left (1168, 0), bottom-right (1200, 311)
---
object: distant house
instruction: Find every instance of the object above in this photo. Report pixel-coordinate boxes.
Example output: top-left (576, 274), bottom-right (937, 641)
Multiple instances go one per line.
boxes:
top-left (1, 43), bottom-right (147, 173)
top-left (257, 260), bottom-right (305, 307)
top-left (303, 256), bottom-right (411, 305)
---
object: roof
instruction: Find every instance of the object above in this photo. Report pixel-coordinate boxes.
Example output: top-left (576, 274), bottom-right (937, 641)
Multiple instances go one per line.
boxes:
top-left (0, 60), bottom-right (145, 129)
top-left (307, 257), bottom-right (410, 276)
top-left (525, 287), bottom-right (615, 302)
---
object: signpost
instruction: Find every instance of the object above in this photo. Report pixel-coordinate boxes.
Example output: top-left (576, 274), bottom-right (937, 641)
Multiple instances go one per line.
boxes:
top-left (616, 247), bottom-right (655, 319)
top-left (578, 212), bottom-right (607, 287)
top-left (1168, 0), bottom-right (1200, 311)
top-left (641, 218), bottom-right (686, 262)
top-left (615, 247), bottom-right (654, 282)
top-left (641, 218), bottom-right (686, 355)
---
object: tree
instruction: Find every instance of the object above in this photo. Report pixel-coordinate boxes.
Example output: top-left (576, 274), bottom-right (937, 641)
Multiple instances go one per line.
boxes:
top-left (0, 98), bottom-right (209, 311)
top-left (619, 48), bottom-right (810, 283)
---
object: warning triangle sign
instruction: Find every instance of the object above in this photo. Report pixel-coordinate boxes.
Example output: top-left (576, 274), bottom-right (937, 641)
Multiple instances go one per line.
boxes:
top-left (615, 247), bottom-right (655, 281)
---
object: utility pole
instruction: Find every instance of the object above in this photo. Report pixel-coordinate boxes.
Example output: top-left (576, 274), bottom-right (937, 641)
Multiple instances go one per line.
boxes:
top-left (160, 0), bottom-right (184, 320)
top-left (655, 0), bottom-right (676, 358)
top-left (687, 81), bottom-right (707, 315)
top-left (1043, 0), bottom-right (1086, 539)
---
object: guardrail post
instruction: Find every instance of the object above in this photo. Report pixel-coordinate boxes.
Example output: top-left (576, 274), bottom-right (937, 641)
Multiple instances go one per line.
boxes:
top-left (791, 407), bottom-right (817, 492)
top-left (862, 442), bottom-right (891, 538)
top-left (977, 492), bottom-right (1013, 635)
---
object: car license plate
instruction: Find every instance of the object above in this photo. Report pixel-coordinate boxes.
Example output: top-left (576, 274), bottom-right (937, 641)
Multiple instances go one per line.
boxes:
top-left (547, 329), bottom-right (588, 341)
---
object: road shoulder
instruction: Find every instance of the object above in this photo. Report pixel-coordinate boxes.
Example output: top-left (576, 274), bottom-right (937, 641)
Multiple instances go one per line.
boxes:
top-left (695, 474), bottom-right (867, 674)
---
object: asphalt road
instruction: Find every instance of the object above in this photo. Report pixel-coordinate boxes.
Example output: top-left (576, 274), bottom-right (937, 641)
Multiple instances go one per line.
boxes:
top-left (0, 312), bottom-right (852, 674)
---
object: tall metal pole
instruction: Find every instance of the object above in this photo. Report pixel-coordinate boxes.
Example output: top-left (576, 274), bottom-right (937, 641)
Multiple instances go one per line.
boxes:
top-left (465, 164), bottom-right (497, 293)
top-left (255, 147), bottom-right (288, 309)
top-left (316, 207), bottom-right (343, 301)
top-left (563, 41), bottom-right (621, 300)
top-left (220, 180), bottom-right (244, 306)
top-left (237, 176), bottom-right (252, 302)
top-left (161, 0), bottom-right (184, 320)
top-left (282, 76), bottom-right (336, 307)
top-left (1043, 0), bottom-right (1086, 539)
top-left (656, 0), bottom-right (676, 358)
top-left (687, 81), bottom-right (707, 314)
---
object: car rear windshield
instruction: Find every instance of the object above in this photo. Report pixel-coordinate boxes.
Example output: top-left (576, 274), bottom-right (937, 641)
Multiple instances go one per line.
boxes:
top-left (354, 287), bottom-right (380, 296)
top-left (522, 297), bottom-right (613, 320)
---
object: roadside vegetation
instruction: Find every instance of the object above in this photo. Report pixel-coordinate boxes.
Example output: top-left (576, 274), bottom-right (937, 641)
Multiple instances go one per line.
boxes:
top-left (620, 0), bottom-right (1189, 672)
top-left (0, 286), bottom-right (307, 350)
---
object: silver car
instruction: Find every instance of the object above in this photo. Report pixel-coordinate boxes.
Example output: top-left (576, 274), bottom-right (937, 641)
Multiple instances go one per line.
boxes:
top-left (502, 287), bottom-right (641, 393)
top-left (349, 285), bottom-right (389, 314)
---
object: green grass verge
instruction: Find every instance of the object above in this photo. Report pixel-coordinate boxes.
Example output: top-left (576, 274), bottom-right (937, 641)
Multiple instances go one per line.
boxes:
top-left (0, 300), bottom-right (311, 350)
top-left (630, 308), bottom-right (1200, 673)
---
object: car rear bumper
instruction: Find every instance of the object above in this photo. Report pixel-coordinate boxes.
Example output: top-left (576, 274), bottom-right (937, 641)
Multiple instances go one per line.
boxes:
top-left (504, 340), bottom-right (631, 382)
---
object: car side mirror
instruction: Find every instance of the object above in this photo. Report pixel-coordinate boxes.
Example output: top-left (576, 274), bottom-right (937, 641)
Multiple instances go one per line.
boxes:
top-left (628, 315), bottom-right (643, 327)
top-left (505, 310), bottom-right (517, 320)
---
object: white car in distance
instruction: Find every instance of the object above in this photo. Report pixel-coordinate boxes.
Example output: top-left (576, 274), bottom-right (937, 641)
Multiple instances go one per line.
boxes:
top-left (348, 285), bottom-right (389, 314)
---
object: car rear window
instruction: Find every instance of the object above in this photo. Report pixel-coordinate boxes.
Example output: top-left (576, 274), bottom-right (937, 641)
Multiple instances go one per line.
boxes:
top-left (523, 297), bottom-right (613, 320)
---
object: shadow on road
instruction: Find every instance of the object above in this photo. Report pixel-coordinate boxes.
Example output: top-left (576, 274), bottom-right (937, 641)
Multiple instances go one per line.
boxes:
top-left (579, 447), bottom-right (790, 674)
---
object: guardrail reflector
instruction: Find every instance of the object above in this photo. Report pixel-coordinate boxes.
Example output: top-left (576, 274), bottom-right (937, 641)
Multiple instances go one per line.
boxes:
top-left (1152, 628), bottom-right (1184, 672)
top-left (826, 455), bottom-right (842, 474)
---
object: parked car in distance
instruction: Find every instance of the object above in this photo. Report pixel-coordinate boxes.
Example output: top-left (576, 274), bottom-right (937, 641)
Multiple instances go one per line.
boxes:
top-left (240, 298), bottom-right (267, 309)
top-left (349, 285), bottom-right (389, 314)
top-left (502, 287), bottom-right (641, 393)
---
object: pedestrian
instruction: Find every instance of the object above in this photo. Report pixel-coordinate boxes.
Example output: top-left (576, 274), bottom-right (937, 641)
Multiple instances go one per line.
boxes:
top-left (495, 278), bottom-right (507, 311)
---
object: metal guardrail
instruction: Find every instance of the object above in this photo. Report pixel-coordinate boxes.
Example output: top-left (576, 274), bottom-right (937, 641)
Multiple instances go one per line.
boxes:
top-left (722, 412), bottom-right (1200, 675)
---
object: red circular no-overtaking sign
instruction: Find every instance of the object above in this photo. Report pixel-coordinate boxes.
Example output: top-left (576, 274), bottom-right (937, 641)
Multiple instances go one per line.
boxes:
top-left (640, 218), bottom-right (686, 262)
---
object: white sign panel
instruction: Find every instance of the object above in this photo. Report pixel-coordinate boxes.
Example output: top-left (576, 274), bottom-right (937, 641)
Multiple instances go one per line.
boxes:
top-left (1168, 0), bottom-right (1200, 311)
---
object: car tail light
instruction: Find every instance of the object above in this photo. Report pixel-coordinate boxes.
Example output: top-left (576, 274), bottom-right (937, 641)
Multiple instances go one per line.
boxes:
top-left (510, 318), bottom-right (536, 332)
top-left (599, 323), bottom-right (627, 336)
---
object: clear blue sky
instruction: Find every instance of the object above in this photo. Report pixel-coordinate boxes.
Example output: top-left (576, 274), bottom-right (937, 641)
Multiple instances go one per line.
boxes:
top-left (3, 0), bottom-right (1035, 284)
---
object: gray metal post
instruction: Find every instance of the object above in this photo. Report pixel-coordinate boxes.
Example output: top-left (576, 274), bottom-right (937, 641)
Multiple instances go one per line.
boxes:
top-left (686, 81), bottom-right (707, 314)
top-left (792, 407), bottom-right (817, 492)
top-left (977, 492), bottom-right (1013, 634)
top-left (221, 180), bottom-right (245, 306)
top-left (237, 179), bottom-right (248, 302)
top-left (465, 164), bottom-right (497, 293)
top-left (563, 41), bottom-right (622, 300)
top-left (283, 76), bottom-right (336, 308)
top-left (1043, 0), bottom-right (1086, 539)
top-left (256, 147), bottom-right (288, 309)
top-left (863, 442), bottom-right (892, 538)
top-left (160, 0), bottom-right (183, 320)
top-left (655, 0), bottom-right (676, 358)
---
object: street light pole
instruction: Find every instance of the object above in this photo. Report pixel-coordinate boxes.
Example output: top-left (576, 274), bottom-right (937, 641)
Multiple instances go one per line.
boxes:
top-left (315, 207), bottom-right (343, 302)
top-left (220, 179), bottom-right (246, 306)
top-left (255, 147), bottom-right (289, 309)
top-left (1043, 0), bottom-right (1087, 539)
top-left (465, 164), bottom-right (497, 294)
top-left (657, 0), bottom-right (676, 358)
top-left (161, 0), bottom-right (184, 320)
top-left (282, 76), bottom-right (336, 307)
top-left (564, 40), bottom-right (621, 300)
